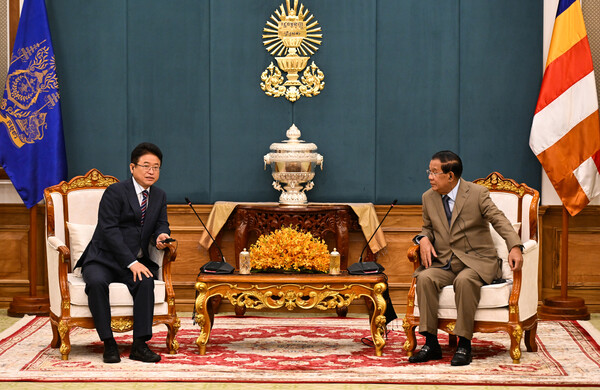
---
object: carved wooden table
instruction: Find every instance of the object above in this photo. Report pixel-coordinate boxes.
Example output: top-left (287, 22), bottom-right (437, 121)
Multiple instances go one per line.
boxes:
top-left (194, 272), bottom-right (389, 356)
top-left (209, 204), bottom-right (375, 269)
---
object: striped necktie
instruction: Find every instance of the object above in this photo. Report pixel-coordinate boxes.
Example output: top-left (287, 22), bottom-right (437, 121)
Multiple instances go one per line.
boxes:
top-left (141, 190), bottom-right (148, 226)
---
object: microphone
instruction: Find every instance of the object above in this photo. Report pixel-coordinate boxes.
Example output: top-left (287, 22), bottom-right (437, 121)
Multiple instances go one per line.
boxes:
top-left (348, 199), bottom-right (397, 275)
top-left (185, 197), bottom-right (234, 274)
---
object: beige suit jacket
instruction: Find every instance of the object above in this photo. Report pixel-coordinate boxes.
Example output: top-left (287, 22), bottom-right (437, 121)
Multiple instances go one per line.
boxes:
top-left (416, 178), bottom-right (521, 284)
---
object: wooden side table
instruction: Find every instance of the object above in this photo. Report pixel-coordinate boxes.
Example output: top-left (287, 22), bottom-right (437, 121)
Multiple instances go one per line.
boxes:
top-left (194, 272), bottom-right (389, 357)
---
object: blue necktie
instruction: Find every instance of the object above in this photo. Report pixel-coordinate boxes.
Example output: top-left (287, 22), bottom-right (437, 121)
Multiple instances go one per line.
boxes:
top-left (442, 194), bottom-right (453, 269)
top-left (442, 195), bottom-right (452, 226)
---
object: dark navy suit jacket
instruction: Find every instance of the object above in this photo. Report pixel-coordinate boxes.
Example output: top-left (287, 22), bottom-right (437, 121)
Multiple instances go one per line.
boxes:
top-left (76, 178), bottom-right (170, 272)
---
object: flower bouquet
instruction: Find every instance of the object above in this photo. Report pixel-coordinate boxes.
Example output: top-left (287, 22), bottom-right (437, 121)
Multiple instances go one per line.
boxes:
top-left (249, 226), bottom-right (329, 273)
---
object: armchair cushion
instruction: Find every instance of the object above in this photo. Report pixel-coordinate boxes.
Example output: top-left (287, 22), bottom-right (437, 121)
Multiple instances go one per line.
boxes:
top-left (446, 281), bottom-right (512, 309)
top-left (66, 222), bottom-right (95, 267)
top-left (415, 281), bottom-right (513, 311)
top-left (67, 273), bottom-right (166, 306)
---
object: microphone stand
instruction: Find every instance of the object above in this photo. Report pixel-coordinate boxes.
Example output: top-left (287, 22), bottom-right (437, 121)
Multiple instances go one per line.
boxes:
top-left (358, 199), bottom-right (397, 263)
top-left (185, 198), bottom-right (234, 324)
top-left (349, 200), bottom-right (396, 275)
top-left (185, 197), bottom-right (225, 262)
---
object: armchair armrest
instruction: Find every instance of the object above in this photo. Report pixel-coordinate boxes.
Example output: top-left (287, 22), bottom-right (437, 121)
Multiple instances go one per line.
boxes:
top-left (148, 241), bottom-right (177, 282)
top-left (407, 244), bottom-right (421, 271)
top-left (522, 239), bottom-right (537, 254)
top-left (518, 240), bottom-right (539, 320)
top-left (405, 244), bottom-right (421, 316)
top-left (46, 235), bottom-right (72, 317)
top-left (161, 242), bottom-right (178, 269)
top-left (507, 239), bottom-right (539, 321)
top-left (48, 236), bottom-right (71, 259)
top-left (160, 242), bottom-right (177, 306)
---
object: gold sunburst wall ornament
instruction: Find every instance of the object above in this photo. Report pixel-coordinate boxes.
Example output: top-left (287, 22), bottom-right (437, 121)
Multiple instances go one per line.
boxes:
top-left (260, 0), bottom-right (324, 102)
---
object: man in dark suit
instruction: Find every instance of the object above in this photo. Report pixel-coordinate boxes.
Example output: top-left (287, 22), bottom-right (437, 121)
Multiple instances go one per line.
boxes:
top-left (76, 142), bottom-right (172, 363)
top-left (409, 151), bottom-right (523, 366)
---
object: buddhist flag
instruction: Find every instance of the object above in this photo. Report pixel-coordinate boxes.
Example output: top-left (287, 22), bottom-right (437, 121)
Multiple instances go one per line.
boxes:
top-left (0, 0), bottom-right (67, 208)
top-left (529, 0), bottom-right (600, 216)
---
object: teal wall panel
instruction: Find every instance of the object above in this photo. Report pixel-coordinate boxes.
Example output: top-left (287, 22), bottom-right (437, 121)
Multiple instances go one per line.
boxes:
top-left (293, 0), bottom-right (376, 203)
top-left (46, 0), bottom-right (543, 204)
top-left (46, 0), bottom-right (129, 179)
top-left (127, 0), bottom-right (210, 203)
top-left (458, 0), bottom-right (542, 185)
top-left (209, 0), bottom-right (291, 202)
top-left (376, 0), bottom-right (460, 203)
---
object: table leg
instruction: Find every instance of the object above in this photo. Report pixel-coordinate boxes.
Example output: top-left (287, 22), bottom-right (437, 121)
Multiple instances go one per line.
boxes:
top-left (234, 304), bottom-right (247, 317)
top-left (336, 306), bottom-right (348, 317)
top-left (370, 282), bottom-right (388, 356)
top-left (194, 282), bottom-right (213, 355)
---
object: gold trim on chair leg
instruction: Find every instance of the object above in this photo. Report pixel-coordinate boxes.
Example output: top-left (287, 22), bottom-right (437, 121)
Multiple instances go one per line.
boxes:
top-left (58, 320), bottom-right (71, 360)
top-left (510, 324), bottom-right (523, 364)
top-left (195, 282), bottom-right (211, 355)
top-left (402, 317), bottom-right (417, 357)
top-left (370, 282), bottom-right (387, 357)
top-left (166, 316), bottom-right (181, 354)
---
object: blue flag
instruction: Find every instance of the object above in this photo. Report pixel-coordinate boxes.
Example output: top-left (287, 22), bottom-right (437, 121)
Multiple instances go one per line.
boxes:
top-left (0, 0), bottom-right (67, 208)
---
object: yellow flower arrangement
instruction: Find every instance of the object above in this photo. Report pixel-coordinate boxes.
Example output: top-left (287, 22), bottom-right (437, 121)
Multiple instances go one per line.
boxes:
top-left (249, 226), bottom-right (329, 273)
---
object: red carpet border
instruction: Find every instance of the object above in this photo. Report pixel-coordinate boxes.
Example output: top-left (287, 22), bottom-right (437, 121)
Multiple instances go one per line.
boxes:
top-left (0, 315), bottom-right (599, 385)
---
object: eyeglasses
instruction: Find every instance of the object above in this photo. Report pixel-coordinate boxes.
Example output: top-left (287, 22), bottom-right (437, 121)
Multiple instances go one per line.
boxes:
top-left (135, 164), bottom-right (161, 172)
top-left (426, 169), bottom-right (445, 177)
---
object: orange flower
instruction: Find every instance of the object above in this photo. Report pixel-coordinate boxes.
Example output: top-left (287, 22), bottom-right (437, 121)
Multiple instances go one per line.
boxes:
top-left (249, 226), bottom-right (329, 273)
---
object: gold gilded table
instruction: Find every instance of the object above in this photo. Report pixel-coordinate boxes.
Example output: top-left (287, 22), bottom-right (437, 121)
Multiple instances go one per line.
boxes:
top-left (194, 272), bottom-right (389, 356)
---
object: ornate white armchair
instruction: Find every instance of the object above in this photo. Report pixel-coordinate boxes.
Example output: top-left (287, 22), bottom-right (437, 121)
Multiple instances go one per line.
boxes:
top-left (403, 172), bottom-right (539, 363)
top-left (44, 169), bottom-right (180, 360)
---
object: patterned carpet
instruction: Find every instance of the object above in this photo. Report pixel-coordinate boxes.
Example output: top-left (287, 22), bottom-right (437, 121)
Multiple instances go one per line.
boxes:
top-left (1, 314), bottom-right (600, 387)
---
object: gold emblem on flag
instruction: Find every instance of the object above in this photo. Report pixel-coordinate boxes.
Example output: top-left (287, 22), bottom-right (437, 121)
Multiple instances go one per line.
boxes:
top-left (260, 0), bottom-right (324, 102)
top-left (0, 40), bottom-right (59, 148)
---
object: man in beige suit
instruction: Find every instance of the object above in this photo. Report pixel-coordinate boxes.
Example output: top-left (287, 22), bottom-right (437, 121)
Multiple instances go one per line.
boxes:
top-left (409, 151), bottom-right (523, 366)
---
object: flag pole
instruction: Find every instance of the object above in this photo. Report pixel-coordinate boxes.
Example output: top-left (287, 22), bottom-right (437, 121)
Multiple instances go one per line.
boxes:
top-left (539, 205), bottom-right (589, 320)
top-left (4, 0), bottom-right (51, 317)
top-left (7, 204), bottom-right (49, 316)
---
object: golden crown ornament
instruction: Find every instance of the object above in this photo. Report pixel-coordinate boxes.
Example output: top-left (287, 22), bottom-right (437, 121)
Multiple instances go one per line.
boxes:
top-left (260, 0), bottom-right (324, 102)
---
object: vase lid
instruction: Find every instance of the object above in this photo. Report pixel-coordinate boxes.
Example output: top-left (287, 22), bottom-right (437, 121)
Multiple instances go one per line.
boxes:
top-left (269, 124), bottom-right (317, 152)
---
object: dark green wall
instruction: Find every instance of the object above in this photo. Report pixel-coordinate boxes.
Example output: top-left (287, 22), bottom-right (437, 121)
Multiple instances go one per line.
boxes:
top-left (46, 0), bottom-right (543, 204)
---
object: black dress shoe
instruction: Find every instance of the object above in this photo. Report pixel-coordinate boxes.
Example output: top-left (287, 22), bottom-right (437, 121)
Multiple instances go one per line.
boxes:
top-left (103, 343), bottom-right (121, 364)
top-left (129, 341), bottom-right (161, 363)
top-left (451, 347), bottom-right (472, 366)
top-left (408, 344), bottom-right (443, 363)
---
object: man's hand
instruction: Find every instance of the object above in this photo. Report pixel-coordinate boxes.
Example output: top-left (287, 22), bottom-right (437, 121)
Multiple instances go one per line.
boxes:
top-left (508, 246), bottom-right (523, 271)
top-left (130, 262), bottom-right (153, 282)
top-left (419, 236), bottom-right (437, 268)
top-left (156, 233), bottom-right (171, 250)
